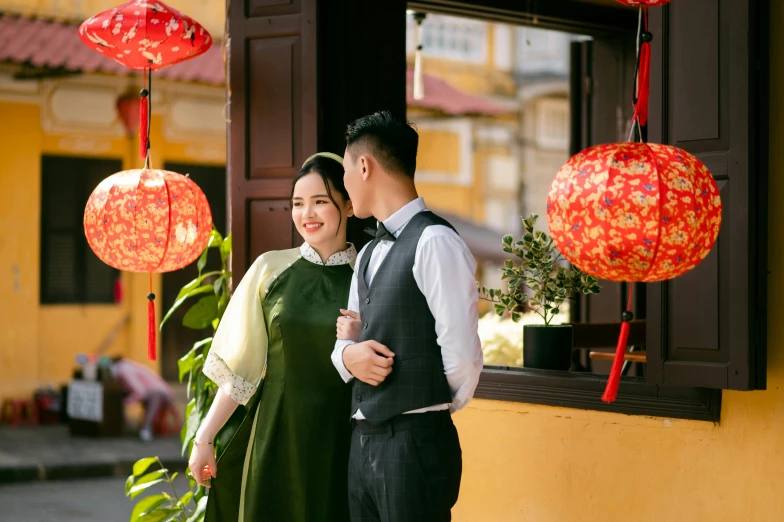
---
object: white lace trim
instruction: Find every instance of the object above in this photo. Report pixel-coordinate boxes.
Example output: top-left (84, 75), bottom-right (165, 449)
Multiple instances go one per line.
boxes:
top-left (202, 352), bottom-right (257, 405)
top-left (299, 242), bottom-right (357, 266)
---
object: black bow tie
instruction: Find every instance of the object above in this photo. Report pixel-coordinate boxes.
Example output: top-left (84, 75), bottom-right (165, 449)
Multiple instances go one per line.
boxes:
top-left (364, 222), bottom-right (396, 242)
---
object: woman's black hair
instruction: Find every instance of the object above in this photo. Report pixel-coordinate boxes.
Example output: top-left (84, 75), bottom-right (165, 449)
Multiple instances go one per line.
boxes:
top-left (290, 155), bottom-right (350, 237)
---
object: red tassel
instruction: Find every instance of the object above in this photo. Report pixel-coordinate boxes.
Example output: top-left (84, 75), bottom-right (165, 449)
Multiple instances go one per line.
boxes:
top-left (139, 92), bottom-right (148, 159)
top-left (114, 276), bottom-right (123, 304)
top-left (601, 320), bottom-right (630, 403)
top-left (601, 284), bottom-right (635, 403)
top-left (147, 274), bottom-right (156, 361)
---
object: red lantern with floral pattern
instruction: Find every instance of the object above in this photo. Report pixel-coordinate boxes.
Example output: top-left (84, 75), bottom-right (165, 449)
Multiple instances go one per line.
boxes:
top-left (84, 169), bottom-right (213, 360)
top-left (547, 143), bottom-right (721, 283)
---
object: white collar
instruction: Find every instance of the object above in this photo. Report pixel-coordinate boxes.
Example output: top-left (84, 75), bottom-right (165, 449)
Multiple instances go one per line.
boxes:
top-left (299, 242), bottom-right (357, 266)
top-left (381, 197), bottom-right (427, 238)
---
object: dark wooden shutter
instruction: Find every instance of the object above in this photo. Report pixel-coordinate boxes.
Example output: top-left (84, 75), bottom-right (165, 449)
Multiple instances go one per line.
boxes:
top-left (645, 0), bottom-right (767, 390)
top-left (572, 35), bottom-right (638, 327)
top-left (41, 156), bottom-right (120, 304)
top-left (228, 0), bottom-right (405, 278)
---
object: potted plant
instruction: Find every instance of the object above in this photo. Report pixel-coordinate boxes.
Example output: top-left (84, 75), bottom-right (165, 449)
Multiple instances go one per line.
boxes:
top-left (479, 214), bottom-right (600, 371)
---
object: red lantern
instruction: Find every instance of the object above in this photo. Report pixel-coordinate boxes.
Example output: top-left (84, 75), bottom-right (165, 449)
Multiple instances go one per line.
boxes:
top-left (79, 0), bottom-right (212, 159)
top-left (547, 143), bottom-right (722, 402)
top-left (615, 0), bottom-right (671, 6)
top-left (78, 0), bottom-right (212, 71)
top-left (84, 168), bottom-right (213, 359)
top-left (116, 92), bottom-right (140, 135)
top-left (547, 142), bottom-right (721, 282)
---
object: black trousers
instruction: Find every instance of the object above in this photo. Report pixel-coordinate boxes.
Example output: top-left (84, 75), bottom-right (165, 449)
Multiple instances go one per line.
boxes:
top-left (348, 410), bottom-right (462, 522)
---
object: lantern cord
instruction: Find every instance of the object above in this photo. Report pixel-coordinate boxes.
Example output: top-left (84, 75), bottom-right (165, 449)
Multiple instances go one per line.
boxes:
top-left (147, 272), bottom-right (157, 361)
top-left (602, 284), bottom-right (635, 403)
top-left (629, 6), bottom-right (650, 143)
top-left (139, 68), bottom-right (149, 159)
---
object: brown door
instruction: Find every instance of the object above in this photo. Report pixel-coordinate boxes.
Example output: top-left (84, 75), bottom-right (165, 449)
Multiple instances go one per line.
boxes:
top-left (227, 0), bottom-right (406, 280)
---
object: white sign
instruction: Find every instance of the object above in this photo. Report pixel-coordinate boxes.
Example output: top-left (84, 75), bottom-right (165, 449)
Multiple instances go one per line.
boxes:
top-left (67, 380), bottom-right (104, 423)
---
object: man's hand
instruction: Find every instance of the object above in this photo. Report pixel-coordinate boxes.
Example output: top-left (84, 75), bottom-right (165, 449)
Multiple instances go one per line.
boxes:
top-left (336, 309), bottom-right (362, 342)
top-left (342, 341), bottom-right (395, 386)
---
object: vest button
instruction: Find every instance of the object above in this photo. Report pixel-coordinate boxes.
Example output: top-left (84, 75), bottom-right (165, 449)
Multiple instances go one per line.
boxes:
top-left (365, 298), bottom-right (370, 305)
top-left (363, 322), bottom-right (368, 329)
top-left (356, 395), bottom-right (362, 403)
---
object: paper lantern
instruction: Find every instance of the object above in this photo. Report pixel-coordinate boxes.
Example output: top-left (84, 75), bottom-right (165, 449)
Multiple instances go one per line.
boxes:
top-left (547, 142), bottom-right (722, 402)
top-left (78, 0), bottom-right (212, 71)
top-left (547, 142), bottom-right (722, 283)
top-left (84, 168), bottom-right (213, 359)
top-left (79, 0), bottom-right (212, 158)
top-left (116, 92), bottom-right (140, 135)
top-left (615, 0), bottom-right (672, 6)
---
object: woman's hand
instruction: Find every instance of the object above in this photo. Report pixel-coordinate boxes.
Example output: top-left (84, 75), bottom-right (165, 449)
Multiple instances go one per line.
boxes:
top-left (336, 309), bottom-right (361, 342)
top-left (189, 442), bottom-right (217, 488)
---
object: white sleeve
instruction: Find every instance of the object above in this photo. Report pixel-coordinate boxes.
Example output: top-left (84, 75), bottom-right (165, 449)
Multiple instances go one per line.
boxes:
top-left (331, 243), bottom-right (368, 383)
top-left (413, 226), bottom-right (484, 413)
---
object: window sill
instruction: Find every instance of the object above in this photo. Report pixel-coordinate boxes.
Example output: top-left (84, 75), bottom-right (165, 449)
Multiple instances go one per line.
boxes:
top-left (476, 366), bottom-right (721, 422)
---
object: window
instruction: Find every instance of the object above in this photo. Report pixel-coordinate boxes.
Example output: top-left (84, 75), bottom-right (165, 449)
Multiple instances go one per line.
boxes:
top-left (404, 3), bottom-right (767, 422)
top-left (407, 13), bottom-right (487, 64)
top-left (40, 155), bottom-right (121, 305)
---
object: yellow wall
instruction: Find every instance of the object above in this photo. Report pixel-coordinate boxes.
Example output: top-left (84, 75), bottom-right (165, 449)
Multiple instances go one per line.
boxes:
top-left (0, 97), bottom-right (223, 400)
top-left (451, 8), bottom-right (783, 522)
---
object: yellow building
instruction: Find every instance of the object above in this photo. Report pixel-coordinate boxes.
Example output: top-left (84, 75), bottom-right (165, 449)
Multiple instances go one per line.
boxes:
top-left (0, 0), bottom-right (227, 399)
top-left (5, 1), bottom-right (784, 521)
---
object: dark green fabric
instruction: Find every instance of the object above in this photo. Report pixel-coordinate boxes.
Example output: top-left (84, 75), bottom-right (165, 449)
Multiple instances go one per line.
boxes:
top-left (205, 258), bottom-right (353, 522)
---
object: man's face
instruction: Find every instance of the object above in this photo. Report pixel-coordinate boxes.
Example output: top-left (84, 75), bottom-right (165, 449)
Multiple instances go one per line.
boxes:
top-left (343, 148), bottom-right (372, 219)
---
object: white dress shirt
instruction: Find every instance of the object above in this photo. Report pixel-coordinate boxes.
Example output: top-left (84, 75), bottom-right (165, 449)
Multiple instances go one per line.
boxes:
top-left (331, 198), bottom-right (484, 419)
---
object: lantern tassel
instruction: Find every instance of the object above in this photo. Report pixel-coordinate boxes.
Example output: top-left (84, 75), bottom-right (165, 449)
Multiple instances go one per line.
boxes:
top-left (412, 13), bottom-right (426, 101)
top-left (147, 273), bottom-right (156, 361)
top-left (602, 285), bottom-right (634, 403)
top-left (114, 276), bottom-right (123, 304)
top-left (139, 92), bottom-right (148, 159)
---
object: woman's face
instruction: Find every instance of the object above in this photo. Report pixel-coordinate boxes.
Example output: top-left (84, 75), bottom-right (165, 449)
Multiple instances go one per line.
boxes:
top-left (291, 172), bottom-right (352, 248)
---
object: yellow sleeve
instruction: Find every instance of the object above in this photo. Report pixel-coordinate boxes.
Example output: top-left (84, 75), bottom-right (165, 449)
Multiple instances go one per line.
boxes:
top-left (202, 248), bottom-right (300, 405)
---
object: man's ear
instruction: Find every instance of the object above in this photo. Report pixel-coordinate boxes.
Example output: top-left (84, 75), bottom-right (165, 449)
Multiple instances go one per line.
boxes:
top-left (360, 156), bottom-right (371, 181)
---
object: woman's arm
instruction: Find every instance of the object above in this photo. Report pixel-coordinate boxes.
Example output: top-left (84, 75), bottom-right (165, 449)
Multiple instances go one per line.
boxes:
top-left (188, 389), bottom-right (241, 488)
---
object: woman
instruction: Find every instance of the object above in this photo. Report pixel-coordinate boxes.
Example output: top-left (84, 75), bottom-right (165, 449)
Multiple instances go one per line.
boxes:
top-left (190, 152), bottom-right (356, 522)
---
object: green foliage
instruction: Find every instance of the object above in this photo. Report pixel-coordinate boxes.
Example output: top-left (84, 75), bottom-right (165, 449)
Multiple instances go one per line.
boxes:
top-left (479, 215), bottom-right (601, 326)
top-left (126, 230), bottom-right (231, 521)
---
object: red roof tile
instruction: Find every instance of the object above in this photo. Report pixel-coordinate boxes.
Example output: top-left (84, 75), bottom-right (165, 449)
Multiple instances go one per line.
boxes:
top-left (406, 68), bottom-right (509, 116)
top-left (0, 14), bottom-right (224, 85)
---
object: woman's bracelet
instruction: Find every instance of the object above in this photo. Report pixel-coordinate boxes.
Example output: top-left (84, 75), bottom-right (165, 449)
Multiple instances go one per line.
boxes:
top-left (194, 440), bottom-right (214, 446)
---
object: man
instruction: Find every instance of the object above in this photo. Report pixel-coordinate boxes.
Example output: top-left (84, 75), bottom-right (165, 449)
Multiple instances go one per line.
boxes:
top-left (332, 111), bottom-right (483, 521)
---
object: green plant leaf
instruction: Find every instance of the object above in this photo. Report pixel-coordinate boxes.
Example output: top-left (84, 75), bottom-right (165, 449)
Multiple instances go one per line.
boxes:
top-left (132, 457), bottom-right (158, 477)
top-left (139, 508), bottom-right (181, 522)
top-left (182, 296), bottom-right (219, 330)
top-left (511, 312), bottom-right (522, 323)
top-left (186, 497), bottom-right (209, 522)
top-left (129, 469), bottom-right (168, 499)
top-left (178, 491), bottom-right (194, 508)
top-left (161, 285), bottom-right (215, 330)
top-left (213, 276), bottom-right (224, 296)
top-left (175, 271), bottom-right (222, 303)
top-left (131, 494), bottom-right (167, 520)
top-left (220, 234), bottom-right (232, 263)
top-left (125, 474), bottom-right (135, 496)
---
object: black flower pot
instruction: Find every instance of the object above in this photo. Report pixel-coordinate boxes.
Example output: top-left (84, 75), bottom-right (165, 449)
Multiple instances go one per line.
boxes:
top-left (523, 325), bottom-right (573, 371)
